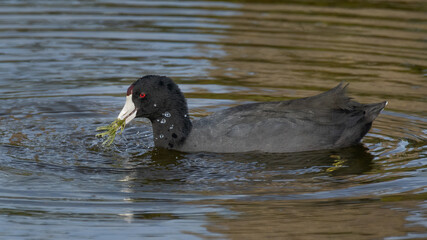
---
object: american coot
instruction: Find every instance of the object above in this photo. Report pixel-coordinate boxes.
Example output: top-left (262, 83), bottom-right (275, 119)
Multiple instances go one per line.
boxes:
top-left (117, 75), bottom-right (386, 153)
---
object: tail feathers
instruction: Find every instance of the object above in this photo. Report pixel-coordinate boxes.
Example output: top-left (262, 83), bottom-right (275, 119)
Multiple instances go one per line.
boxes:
top-left (288, 83), bottom-right (387, 121)
top-left (314, 83), bottom-right (387, 115)
top-left (310, 82), bottom-right (355, 110)
top-left (364, 101), bottom-right (387, 122)
top-left (334, 101), bottom-right (386, 147)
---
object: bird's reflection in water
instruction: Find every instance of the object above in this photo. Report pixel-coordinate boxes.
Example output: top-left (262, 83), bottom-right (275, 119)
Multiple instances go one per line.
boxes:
top-left (120, 144), bottom-right (374, 193)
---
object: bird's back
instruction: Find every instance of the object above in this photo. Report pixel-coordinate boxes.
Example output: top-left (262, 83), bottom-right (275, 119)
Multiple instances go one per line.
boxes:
top-left (179, 83), bottom-right (386, 153)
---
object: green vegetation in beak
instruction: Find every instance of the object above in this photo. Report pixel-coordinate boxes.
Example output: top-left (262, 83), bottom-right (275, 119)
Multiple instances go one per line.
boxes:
top-left (96, 118), bottom-right (126, 146)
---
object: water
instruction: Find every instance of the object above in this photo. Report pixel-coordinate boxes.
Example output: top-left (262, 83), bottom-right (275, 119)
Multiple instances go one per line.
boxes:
top-left (0, 0), bottom-right (426, 239)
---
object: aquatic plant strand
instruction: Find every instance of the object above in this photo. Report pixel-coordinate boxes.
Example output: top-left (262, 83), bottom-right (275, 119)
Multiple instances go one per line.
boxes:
top-left (96, 118), bottom-right (126, 146)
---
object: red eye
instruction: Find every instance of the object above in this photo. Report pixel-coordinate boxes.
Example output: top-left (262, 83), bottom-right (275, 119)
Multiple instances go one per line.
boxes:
top-left (139, 93), bottom-right (146, 98)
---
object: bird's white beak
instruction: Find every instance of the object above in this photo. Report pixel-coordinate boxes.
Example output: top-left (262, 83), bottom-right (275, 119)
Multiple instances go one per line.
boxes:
top-left (117, 95), bottom-right (137, 125)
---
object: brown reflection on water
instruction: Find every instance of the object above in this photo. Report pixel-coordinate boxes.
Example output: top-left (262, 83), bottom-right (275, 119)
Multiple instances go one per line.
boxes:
top-left (204, 199), bottom-right (425, 240)
top-left (206, 2), bottom-right (426, 114)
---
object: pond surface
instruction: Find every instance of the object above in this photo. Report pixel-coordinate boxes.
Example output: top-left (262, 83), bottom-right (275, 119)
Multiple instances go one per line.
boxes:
top-left (0, 0), bottom-right (426, 239)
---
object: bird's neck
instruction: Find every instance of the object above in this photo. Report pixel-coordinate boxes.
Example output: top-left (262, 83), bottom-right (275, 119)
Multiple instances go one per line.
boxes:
top-left (150, 109), bottom-right (192, 149)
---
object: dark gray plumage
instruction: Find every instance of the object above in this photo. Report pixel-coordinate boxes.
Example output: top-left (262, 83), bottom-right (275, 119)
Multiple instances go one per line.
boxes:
top-left (125, 75), bottom-right (386, 153)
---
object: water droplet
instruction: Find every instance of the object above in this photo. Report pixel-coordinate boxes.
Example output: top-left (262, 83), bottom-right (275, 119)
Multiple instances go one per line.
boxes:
top-left (156, 119), bottom-right (160, 122)
top-left (169, 124), bottom-right (174, 130)
top-left (164, 112), bottom-right (171, 117)
top-left (184, 114), bottom-right (188, 118)
top-left (160, 118), bottom-right (166, 124)
top-left (159, 134), bottom-right (164, 139)
top-left (153, 103), bottom-right (157, 107)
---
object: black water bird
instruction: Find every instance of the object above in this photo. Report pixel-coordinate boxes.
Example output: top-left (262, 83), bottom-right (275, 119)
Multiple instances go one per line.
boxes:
top-left (117, 75), bottom-right (386, 153)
